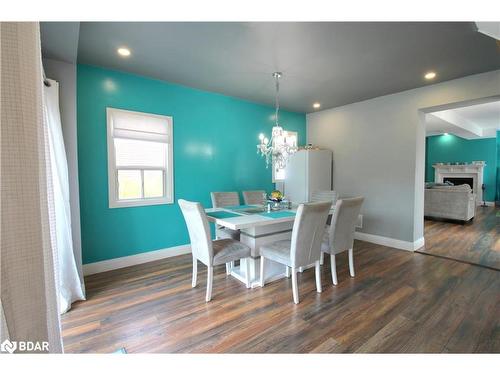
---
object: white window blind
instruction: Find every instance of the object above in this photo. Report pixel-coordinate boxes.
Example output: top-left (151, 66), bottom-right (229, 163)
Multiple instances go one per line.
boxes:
top-left (114, 138), bottom-right (167, 168)
top-left (112, 110), bottom-right (170, 142)
top-left (107, 108), bottom-right (174, 208)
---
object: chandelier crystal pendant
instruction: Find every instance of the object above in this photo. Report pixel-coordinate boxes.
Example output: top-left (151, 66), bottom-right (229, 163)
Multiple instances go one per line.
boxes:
top-left (257, 72), bottom-right (298, 171)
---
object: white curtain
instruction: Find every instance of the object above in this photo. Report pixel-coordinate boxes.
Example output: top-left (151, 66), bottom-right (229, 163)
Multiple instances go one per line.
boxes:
top-left (0, 22), bottom-right (63, 352)
top-left (44, 79), bottom-right (85, 314)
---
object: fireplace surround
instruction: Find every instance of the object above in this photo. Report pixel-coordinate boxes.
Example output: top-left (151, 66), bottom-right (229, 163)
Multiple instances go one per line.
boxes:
top-left (443, 177), bottom-right (474, 189)
top-left (432, 162), bottom-right (486, 205)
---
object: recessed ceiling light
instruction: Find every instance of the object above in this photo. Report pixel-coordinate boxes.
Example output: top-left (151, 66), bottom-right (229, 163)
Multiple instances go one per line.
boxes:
top-left (313, 103), bottom-right (321, 109)
top-left (117, 47), bottom-right (131, 57)
top-left (424, 71), bottom-right (436, 80)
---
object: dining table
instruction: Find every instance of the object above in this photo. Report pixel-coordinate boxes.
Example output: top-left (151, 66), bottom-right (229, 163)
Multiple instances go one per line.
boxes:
top-left (205, 203), bottom-right (334, 288)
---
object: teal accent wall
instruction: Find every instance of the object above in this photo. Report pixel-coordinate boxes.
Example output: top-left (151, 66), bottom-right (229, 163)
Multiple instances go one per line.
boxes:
top-left (425, 134), bottom-right (498, 201)
top-left (77, 65), bottom-right (306, 264)
top-left (497, 131), bottom-right (500, 201)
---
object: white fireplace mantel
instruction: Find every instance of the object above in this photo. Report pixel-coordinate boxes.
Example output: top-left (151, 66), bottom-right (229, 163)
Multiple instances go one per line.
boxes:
top-left (433, 162), bottom-right (486, 205)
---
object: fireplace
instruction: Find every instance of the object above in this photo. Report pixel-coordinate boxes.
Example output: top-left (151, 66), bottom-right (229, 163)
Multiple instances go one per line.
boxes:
top-left (432, 162), bottom-right (486, 205)
top-left (443, 177), bottom-right (474, 190)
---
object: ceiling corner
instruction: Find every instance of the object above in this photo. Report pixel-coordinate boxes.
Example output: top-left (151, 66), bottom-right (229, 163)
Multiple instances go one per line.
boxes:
top-left (40, 22), bottom-right (80, 64)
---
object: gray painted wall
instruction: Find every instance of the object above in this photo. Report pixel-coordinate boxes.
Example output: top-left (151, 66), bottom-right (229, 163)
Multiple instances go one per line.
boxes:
top-left (42, 58), bottom-right (83, 285)
top-left (307, 70), bottom-right (500, 244)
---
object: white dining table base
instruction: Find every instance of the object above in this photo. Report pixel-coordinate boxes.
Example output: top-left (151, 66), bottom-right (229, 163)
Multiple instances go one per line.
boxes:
top-left (229, 221), bottom-right (293, 288)
top-left (230, 257), bottom-right (287, 288)
top-left (206, 206), bottom-right (330, 288)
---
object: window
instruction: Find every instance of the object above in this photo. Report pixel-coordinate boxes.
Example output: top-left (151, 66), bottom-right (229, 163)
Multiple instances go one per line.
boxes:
top-left (273, 131), bottom-right (298, 182)
top-left (107, 108), bottom-right (173, 208)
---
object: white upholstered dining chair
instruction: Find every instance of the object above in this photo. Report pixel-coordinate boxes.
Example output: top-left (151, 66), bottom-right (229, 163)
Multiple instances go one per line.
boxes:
top-left (259, 201), bottom-right (332, 304)
top-left (179, 199), bottom-right (252, 302)
top-left (321, 197), bottom-right (364, 285)
top-left (242, 190), bottom-right (266, 205)
top-left (210, 191), bottom-right (242, 274)
top-left (311, 190), bottom-right (338, 265)
top-left (210, 191), bottom-right (241, 240)
top-left (311, 190), bottom-right (338, 206)
top-left (210, 191), bottom-right (240, 208)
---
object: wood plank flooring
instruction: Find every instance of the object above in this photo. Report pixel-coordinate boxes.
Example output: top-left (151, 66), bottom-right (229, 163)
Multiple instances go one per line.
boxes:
top-left (421, 206), bottom-right (500, 270)
top-left (62, 240), bottom-right (500, 353)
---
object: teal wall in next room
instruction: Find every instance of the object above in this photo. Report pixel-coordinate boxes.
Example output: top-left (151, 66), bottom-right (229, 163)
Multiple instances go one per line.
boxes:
top-left (497, 131), bottom-right (500, 201)
top-left (425, 134), bottom-right (498, 202)
top-left (77, 64), bottom-right (306, 264)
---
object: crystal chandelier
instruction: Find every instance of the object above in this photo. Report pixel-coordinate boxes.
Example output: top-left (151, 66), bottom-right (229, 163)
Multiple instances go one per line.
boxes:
top-left (257, 72), bottom-right (298, 170)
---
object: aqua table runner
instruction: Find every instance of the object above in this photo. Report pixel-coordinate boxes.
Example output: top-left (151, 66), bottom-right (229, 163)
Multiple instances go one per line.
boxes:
top-left (207, 211), bottom-right (242, 219)
top-left (258, 211), bottom-right (296, 219)
top-left (223, 204), bottom-right (256, 210)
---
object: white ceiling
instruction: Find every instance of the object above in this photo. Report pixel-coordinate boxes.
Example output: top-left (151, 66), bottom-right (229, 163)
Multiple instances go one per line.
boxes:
top-left (40, 22), bottom-right (80, 63)
top-left (426, 100), bottom-right (500, 139)
top-left (41, 22), bottom-right (500, 113)
top-left (476, 22), bottom-right (500, 40)
top-left (451, 101), bottom-right (500, 131)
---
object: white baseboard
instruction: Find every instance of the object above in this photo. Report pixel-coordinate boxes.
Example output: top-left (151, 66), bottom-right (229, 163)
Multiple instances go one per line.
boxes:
top-left (83, 244), bottom-right (191, 276)
top-left (412, 237), bottom-right (425, 251)
top-left (354, 231), bottom-right (425, 252)
top-left (84, 225), bottom-right (432, 276)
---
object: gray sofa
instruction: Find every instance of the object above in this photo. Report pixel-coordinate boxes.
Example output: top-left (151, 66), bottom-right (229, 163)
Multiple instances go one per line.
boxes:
top-left (424, 184), bottom-right (475, 222)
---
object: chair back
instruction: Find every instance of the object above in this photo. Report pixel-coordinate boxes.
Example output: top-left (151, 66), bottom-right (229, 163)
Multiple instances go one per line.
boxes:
top-left (178, 199), bottom-right (213, 265)
top-left (311, 190), bottom-right (338, 207)
top-left (242, 190), bottom-right (266, 205)
top-left (328, 197), bottom-right (364, 254)
top-left (290, 201), bottom-right (332, 268)
top-left (210, 191), bottom-right (240, 208)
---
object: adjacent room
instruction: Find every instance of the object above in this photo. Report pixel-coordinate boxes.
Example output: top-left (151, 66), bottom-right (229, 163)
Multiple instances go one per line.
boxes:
top-left (1, 19), bottom-right (499, 360)
top-left (421, 100), bottom-right (500, 269)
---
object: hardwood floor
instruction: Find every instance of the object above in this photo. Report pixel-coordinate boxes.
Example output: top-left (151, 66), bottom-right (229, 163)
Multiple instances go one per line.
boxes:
top-left (62, 240), bottom-right (500, 353)
top-left (421, 206), bottom-right (500, 270)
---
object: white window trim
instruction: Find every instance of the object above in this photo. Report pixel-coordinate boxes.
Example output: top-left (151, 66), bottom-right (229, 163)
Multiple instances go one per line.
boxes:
top-left (272, 130), bottom-right (298, 183)
top-left (107, 107), bottom-right (174, 208)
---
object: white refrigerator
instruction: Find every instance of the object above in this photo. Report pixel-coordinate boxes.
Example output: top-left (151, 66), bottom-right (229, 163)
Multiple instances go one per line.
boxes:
top-left (283, 149), bottom-right (332, 203)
